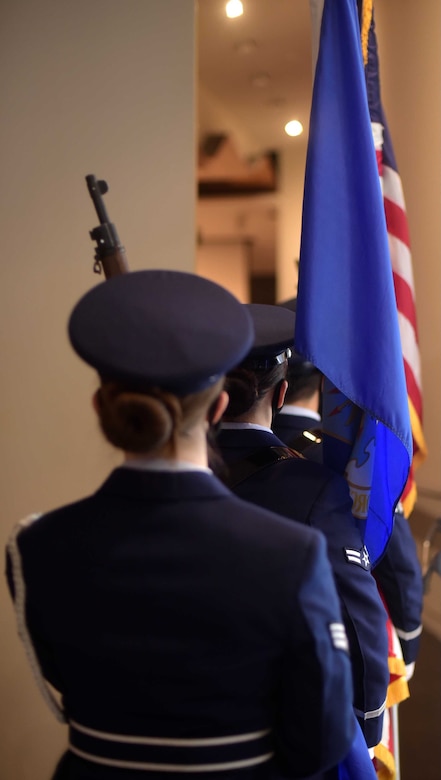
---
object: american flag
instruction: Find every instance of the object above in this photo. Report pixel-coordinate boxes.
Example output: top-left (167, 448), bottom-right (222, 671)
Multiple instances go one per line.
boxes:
top-left (362, 4), bottom-right (428, 517)
top-left (361, 9), bottom-right (425, 778)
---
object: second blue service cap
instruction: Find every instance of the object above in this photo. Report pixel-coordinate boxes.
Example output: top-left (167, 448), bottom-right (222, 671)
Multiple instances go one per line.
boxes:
top-left (243, 303), bottom-right (295, 366)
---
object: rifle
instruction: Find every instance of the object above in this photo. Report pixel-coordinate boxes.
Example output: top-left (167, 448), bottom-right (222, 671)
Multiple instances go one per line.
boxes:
top-left (85, 174), bottom-right (129, 278)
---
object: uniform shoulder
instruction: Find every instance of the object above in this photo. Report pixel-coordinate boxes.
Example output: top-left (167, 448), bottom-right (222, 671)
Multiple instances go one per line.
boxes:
top-left (224, 491), bottom-right (325, 550)
top-left (9, 495), bottom-right (95, 547)
top-left (275, 453), bottom-right (348, 488)
top-left (215, 493), bottom-right (328, 598)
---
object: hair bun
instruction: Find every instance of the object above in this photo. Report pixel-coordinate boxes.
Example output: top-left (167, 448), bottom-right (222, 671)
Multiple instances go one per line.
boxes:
top-left (97, 385), bottom-right (180, 453)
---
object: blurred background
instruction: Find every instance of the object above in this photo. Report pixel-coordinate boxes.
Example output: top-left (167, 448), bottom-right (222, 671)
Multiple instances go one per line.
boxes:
top-left (1, 1), bottom-right (440, 777)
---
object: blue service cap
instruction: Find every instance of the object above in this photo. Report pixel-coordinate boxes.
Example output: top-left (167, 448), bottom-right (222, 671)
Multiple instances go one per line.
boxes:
top-left (68, 270), bottom-right (254, 395)
top-left (276, 296), bottom-right (297, 312)
top-left (242, 304), bottom-right (295, 367)
top-left (276, 297), bottom-right (318, 374)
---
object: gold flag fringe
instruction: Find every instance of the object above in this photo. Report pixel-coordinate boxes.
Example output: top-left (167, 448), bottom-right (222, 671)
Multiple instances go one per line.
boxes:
top-left (360, 0), bottom-right (373, 65)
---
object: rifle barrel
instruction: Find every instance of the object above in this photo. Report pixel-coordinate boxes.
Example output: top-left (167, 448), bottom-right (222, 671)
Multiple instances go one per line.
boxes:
top-left (86, 174), bottom-right (110, 225)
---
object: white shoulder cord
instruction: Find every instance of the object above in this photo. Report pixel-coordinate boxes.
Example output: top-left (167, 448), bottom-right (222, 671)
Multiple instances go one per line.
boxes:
top-left (7, 514), bottom-right (67, 723)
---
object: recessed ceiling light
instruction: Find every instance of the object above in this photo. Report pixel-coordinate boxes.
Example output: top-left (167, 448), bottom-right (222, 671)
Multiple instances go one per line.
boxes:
top-left (234, 39), bottom-right (257, 55)
top-left (226, 0), bottom-right (244, 18)
top-left (250, 72), bottom-right (271, 88)
top-left (284, 120), bottom-right (303, 137)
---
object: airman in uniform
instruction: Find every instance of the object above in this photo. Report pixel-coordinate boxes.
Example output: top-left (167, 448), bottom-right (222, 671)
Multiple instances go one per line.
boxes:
top-left (6, 272), bottom-right (354, 780)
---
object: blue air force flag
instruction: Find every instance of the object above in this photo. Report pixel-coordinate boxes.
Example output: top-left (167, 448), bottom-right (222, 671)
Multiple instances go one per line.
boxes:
top-left (296, 0), bottom-right (412, 566)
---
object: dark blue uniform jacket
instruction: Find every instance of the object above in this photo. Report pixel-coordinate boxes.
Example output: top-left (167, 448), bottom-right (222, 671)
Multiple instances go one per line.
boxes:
top-left (272, 412), bottom-right (323, 463)
top-left (273, 415), bottom-right (423, 668)
top-left (6, 466), bottom-right (354, 780)
top-left (216, 426), bottom-right (389, 749)
top-left (374, 509), bottom-right (423, 665)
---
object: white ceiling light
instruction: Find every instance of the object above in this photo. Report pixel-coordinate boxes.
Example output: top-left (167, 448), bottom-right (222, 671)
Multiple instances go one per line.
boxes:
top-left (226, 0), bottom-right (244, 18)
top-left (284, 120), bottom-right (303, 137)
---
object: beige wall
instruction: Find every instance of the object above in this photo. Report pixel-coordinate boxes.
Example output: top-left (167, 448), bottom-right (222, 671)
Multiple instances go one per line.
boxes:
top-left (375, 0), bottom-right (441, 521)
top-left (0, 1), bottom-right (196, 777)
top-left (276, 143), bottom-right (308, 301)
top-left (197, 243), bottom-right (250, 302)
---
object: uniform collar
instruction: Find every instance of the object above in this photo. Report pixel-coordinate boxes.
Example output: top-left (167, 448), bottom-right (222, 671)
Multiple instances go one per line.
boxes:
top-left (278, 407), bottom-right (321, 421)
top-left (96, 466), bottom-right (231, 502)
top-left (121, 458), bottom-right (212, 474)
top-left (220, 422), bottom-right (274, 434)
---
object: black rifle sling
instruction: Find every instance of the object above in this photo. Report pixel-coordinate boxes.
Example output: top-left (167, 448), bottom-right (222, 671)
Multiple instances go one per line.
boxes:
top-left (226, 446), bottom-right (304, 489)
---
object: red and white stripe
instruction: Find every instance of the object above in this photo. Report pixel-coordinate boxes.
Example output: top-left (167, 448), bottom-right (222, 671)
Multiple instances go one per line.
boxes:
top-left (383, 165), bottom-right (422, 416)
top-left (371, 121), bottom-right (427, 513)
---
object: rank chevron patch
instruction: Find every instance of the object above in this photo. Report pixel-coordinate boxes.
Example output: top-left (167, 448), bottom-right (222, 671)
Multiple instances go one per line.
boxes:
top-left (329, 623), bottom-right (349, 652)
top-left (344, 545), bottom-right (371, 570)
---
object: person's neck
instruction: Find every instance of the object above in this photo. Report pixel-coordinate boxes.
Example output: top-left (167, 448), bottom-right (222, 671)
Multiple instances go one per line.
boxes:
top-left (226, 401), bottom-right (272, 429)
top-left (175, 430), bottom-right (209, 466)
top-left (285, 391), bottom-right (320, 413)
top-left (124, 426), bottom-right (209, 468)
